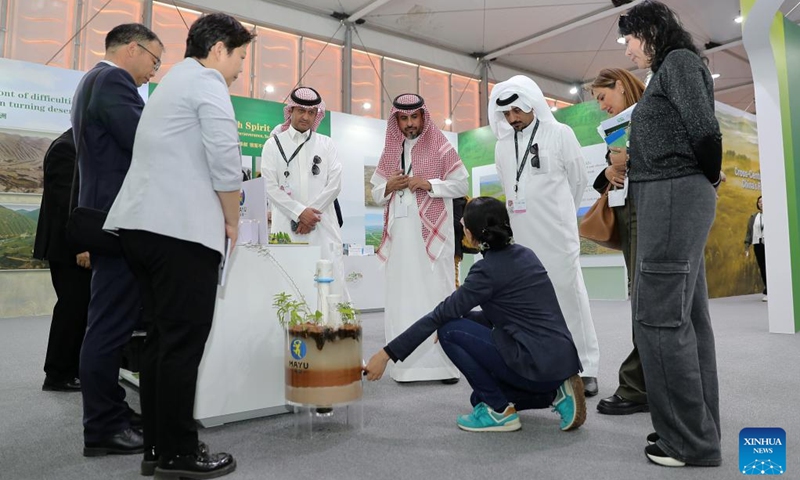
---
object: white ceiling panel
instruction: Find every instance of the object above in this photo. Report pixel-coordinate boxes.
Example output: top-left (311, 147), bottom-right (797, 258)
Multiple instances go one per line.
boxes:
top-left (253, 0), bottom-right (800, 111)
top-left (357, 1), bottom-right (610, 54)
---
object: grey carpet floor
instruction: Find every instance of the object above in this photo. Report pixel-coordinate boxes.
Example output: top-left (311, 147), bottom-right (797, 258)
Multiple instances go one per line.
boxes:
top-left (1, 294), bottom-right (797, 480)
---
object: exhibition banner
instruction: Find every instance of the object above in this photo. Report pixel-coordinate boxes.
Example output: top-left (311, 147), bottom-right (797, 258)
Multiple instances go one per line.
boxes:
top-left (0, 58), bottom-right (85, 269)
top-left (710, 102), bottom-right (763, 297)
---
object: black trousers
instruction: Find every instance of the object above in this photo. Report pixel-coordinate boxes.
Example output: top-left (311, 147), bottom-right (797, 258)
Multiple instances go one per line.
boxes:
top-left (81, 253), bottom-right (142, 442)
top-left (44, 259), bottom-right (92, 381)
top-left (753, 243), bottom-right (767, 294)
top-left (119, 230), bottom-right (221, 457)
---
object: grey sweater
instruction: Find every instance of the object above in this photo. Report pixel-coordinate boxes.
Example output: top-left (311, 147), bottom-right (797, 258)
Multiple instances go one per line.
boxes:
top-left (628, 49), bottom-right (722, 183)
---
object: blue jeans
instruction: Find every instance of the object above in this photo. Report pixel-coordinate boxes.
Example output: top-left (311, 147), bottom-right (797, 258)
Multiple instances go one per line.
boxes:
top-left (437, 319), bottom-right (561, 412)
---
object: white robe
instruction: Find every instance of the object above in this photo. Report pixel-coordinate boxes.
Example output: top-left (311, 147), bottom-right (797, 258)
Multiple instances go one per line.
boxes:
top-left (370, 138), bottom-right (468, 382)
top-left (494, 120), bottom-right (600, 377)
top-left (261, 126), bottom-right (349, 300)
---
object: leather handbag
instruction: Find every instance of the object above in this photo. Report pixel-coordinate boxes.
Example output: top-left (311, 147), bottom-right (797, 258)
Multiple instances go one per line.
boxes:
top-left (65, 69), bottom-right (122, 256)
top-left (579, 186), bottom-right (621, 250)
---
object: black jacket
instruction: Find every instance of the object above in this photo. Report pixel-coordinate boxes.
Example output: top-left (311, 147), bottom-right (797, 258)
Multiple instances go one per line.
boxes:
top-left (33, 129), bottom-right (81, 262)
top-left (72, 63), bottom-right (144, 211)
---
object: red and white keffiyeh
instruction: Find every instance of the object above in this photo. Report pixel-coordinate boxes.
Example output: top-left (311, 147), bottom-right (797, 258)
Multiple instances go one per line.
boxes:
top-left (375, 93), bottom-right (464, 264)
top-left (276, 87), bottom-right (326, 133)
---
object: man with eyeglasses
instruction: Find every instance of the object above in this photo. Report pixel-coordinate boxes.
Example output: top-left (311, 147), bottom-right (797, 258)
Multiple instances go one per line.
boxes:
top-left (71, 23), bottom-right (162, 457)
top-left (261, 87), bottom-right (349, 300)
top-left (489, 75), bottom-right (601, 398)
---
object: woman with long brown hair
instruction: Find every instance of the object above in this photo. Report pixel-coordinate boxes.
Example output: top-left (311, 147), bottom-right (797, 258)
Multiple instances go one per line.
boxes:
top-left (589, 68), bottom-right (649, 417)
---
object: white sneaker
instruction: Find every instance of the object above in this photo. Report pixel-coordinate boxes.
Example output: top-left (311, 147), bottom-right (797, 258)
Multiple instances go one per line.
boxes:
top-left (762, 296), bottom-right (768, 302)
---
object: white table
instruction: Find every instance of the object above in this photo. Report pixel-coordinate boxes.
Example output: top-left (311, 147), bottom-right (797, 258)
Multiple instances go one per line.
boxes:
top-left (194, 244), bottom-right (320, 427)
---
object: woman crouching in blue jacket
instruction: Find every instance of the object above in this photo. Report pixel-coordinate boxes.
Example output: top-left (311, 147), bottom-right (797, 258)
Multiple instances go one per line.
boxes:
top-left (364, 196), bottom-right (586, 432)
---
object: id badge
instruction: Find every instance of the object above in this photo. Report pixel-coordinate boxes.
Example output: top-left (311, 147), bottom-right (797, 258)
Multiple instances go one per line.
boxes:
top-left (394, 193), bottom-right (408, 218)
top-left (512, 185), bottom-right (527, 213)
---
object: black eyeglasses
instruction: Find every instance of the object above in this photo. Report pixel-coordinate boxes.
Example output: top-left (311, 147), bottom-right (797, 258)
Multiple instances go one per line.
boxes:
top-left (530, 143), bottom-right (540, 168)
top-left (137, 43), bottom-right (161, 72)
top-left (311, 155), bottom-right (322, 175)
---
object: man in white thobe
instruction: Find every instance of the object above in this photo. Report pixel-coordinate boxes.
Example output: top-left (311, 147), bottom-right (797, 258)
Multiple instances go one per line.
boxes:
top-left (370, 93), bottom-right (468, 383)
top-left (489, 75), bottom-right (601, 396)
top-left (261, 87), bottom-right (348, 299)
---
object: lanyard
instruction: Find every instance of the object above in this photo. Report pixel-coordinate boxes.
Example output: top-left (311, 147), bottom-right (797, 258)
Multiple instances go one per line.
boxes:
top-left (400, 141), bottom-right (413, 175)
top-left (398, 141), bottom-right (414, 199)
top-left (274, 131), bottom-right (313, 179)
top-left (514, 119), bottom-right (539, 192)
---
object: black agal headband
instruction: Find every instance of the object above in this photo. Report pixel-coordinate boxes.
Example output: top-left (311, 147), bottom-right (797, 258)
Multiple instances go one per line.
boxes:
top-left (496, 93), bottom-right (519, 107)
top-left (290, 87), bottom-right (322, 107)
top-left (393, 93), bottom-right (425, 111)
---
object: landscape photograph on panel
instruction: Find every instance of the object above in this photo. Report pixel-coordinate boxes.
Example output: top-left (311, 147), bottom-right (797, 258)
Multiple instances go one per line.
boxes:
top-left (0, 195), bottom-right (45, 269)
top-left (0, 127), bottom-right (57, 194)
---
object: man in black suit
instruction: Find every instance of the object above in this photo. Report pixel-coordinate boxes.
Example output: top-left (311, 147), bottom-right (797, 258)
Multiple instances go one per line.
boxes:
top-left (71, 23), bottom-right (163, 457)
top-left (33, 129), bottom-right (92, 392)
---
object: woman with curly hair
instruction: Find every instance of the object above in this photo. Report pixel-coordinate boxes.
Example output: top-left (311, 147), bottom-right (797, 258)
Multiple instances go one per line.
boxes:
top-left (619, 0), bottom-right (722, 467)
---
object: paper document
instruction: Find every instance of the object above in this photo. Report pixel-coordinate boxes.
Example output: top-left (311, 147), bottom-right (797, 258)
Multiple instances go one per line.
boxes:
top-left (597, 103), bottom-right (636, 146)
top-left (218, 237), bottom-right (234, 286)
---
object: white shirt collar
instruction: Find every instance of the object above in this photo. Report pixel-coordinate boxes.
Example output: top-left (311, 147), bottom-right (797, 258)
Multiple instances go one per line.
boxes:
top-left (101, 60), bottom-right (119, 68)
top-left (287, 125), bottom-right (311, 143)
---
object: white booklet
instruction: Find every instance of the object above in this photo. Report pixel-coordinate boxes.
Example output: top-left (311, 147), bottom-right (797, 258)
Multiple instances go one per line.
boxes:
top-left (218, 237), bottom-right (234, 286)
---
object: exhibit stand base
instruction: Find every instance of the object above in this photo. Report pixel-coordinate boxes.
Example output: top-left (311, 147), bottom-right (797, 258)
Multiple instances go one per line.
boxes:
top-left (292, 402), bottom-right (363, 438)
top-left (119, 369), bottom-right (139, 388)
top-left (195, 244), bottom-right (320, 427)
top-left (198, 405), bottom-right (292, 428)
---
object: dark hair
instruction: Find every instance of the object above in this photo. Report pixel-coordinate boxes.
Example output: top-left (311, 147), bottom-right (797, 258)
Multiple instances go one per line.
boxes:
top-left (757, 195), bottom-right (762, 210)
top-left (185, 13), bottom-right (255, 59)
top-left (462, 197), bottom-right (514, 251)
top-left (590, 68), bottom-right (645, 109)
top-left (105, 24), bottom-right (162, 50)
top-left (618, 0), bottom-right (703, 73)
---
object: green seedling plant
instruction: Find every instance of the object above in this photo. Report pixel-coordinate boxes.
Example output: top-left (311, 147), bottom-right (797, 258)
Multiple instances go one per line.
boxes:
top-left (336, 302), bottom-right (359, 325)
top-left (273, 292), bottom-right (323, 329)
top-left (269, 232), bottom-right (292, 244)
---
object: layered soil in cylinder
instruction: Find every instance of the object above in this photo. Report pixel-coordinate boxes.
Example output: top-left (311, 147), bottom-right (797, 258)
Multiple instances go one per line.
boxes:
top-left (286, 324), bottom-right (362, 405)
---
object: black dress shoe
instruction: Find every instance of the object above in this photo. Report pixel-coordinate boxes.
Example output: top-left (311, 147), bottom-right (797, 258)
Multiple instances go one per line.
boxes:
top-left (142, 442), bottom-right (209, 476)
top-left (441, 377), bottom-right (460, 385)
top-left (155, 450), bottom-right (235, 479)
top-left (42, 377), bottom-right (81, 392)
top-left (83, 428), bottom-right (144, 457)
top-left (581, 376), bottom-right (598, 397)
top-left (596, 394), bottom-right (649, 415)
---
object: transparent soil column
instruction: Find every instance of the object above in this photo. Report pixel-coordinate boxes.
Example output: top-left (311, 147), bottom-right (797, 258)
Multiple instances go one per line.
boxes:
top-left (285, 324), bottom-right (363, 437)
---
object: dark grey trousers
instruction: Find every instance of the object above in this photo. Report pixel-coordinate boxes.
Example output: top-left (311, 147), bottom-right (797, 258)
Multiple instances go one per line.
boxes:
top-left (613, 199), bottom-right (647, 404)
top-left (631, 174), bottom-right (721, 466)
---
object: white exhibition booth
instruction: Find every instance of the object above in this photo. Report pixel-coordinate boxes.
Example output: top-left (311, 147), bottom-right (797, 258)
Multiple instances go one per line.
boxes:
top-left (195, 244), bottom-right (319, 426)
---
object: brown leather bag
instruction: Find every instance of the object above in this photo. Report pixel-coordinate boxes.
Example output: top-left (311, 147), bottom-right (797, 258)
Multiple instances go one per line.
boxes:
top-left (579, 186), bottom-right (621, 250)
